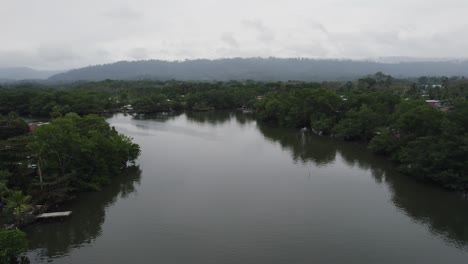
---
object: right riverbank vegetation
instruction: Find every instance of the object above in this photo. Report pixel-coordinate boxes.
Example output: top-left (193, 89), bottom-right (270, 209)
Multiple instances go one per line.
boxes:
top-left (0, 72), bottom-right (467, 261)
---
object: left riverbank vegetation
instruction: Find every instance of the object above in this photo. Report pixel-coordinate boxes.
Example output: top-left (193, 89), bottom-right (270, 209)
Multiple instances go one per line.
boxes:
top-left (0, 111), bottom-right (140, 262)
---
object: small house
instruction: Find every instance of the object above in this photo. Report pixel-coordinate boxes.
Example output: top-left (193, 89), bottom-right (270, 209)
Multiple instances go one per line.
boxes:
top-left (28, 122), bottom-right (48, 133)
top-left (425, 100), bottom-right (441, 108)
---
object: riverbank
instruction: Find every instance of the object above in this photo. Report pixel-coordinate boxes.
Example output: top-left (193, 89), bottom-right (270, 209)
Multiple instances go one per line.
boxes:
top-left (21, 104), bottom-right (468, 193)
top-left (134, 108), bottom-right (468, 193)
top-left (22, 112), bottom-right (468, 264)
top-left (0, 113), bottom-right (141, 263)
top-left (255, 89), bottom-right (468, 192)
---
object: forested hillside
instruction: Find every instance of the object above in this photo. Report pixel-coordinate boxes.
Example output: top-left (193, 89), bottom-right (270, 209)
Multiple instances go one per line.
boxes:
top-left (48, 58), bottom-right (468, 82)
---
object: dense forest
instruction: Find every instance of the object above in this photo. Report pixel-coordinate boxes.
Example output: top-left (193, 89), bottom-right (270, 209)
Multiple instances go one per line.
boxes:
top-left (0, 72), bottom-right (467, 261)
top-left (1, 73), bottom-right (466, 116)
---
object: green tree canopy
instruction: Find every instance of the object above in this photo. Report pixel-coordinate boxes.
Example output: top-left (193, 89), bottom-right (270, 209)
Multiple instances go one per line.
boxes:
top-left (0, 229), bottom-right (28, 263)
top-left (29, 113), bottom-right (140, 200)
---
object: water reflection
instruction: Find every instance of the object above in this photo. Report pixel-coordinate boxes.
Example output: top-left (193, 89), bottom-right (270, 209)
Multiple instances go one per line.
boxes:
top-left (133, 112), bottom-right (180, 122)
top-left (185, 111), bottom-right (254, 126)
top-left (387, 174), bottom-right (468, 249)
top-left (24, 112), bottom-right (468, 263)
top-left (257, 123), bottom-right (337, 166)
top-left (185, 111), bottom-right (231, 125)
top-left (256, 121), bottom-right (468, 250)
top-left (25, 166), bottom-right (141, 260)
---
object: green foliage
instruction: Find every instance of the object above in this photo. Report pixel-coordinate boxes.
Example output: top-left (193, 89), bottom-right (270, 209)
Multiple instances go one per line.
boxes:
top-left (333, 104), bottom-right (381, 141)
top-left (368, 129), bottom-right (400, 156)
top-left (0, 80), bottom-right (324, 116)
top-left (29, 113), bottom-right (140, 201)
top-left (0, 229), bottom-right (28, 263)
top-left (395, 103), bottom-right (444, 140)
top-left (0, 179), bottom-right (10, 201)
top-left (4, 191), bottom-right (32, 226)
top-left (446, 101), bottom-right (468, 131)
top-left (0, 89), bottom-right (116, 117)
top-left (0, 136), bottom-right (33, 191)
top-left (310, 113), bottom-right (336, 135)
top-left (132, 94), bottom-right (172, 113)
top-left (256, 88), bottom-right (342, 129)
top-left (0, 113), bottom-right (29, 140)
top-left (397, 135), bottom-right (468, 189)
top-left (256, 97), bottom-right (282, 123)
top-left (357, 72), bottom-right (394, 90)
top-left (389, 102), bottom-right (468, 190)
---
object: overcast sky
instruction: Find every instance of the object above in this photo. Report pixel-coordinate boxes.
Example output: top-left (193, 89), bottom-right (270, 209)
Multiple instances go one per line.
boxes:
top-left (1, 0), bottom-right (467, 70)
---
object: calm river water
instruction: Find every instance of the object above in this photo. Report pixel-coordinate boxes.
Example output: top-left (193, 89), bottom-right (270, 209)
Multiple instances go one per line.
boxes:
top-left (24, 112), bottom-right (468, 263)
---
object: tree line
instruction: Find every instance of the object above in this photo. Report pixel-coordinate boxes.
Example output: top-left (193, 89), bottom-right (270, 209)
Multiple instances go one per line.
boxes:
top-left (1, 75), bottom-right (467, 116)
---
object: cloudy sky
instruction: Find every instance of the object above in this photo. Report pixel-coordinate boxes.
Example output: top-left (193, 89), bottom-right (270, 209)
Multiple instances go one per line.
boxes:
top-left (1, 0), bottom-right (467, 70)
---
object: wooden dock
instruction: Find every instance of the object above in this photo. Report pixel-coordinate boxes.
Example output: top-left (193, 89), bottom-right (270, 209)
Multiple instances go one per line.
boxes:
top-left (36, 211), bottom-right (72, 219)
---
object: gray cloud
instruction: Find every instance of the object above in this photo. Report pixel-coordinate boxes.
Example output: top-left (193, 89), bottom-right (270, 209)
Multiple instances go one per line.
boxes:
top-left (0, 50), bottom-right (37, 69)
top-left (1, 0), bottom-right (468, 70)
top-left (104, 5), bottom-right (143, 20)
top-left (220, 33), bottom-right (239, 49)
top-left (242, 20), bottom-right (275, 43)
top-left (310, 22), bottom-right (329, 35)
top-left (285, 42), bottom-right (329, 58)
top-left (0, 47), bottom-right (81, 70)
top-left (127, 47), bottom-right (150, 60)
top-left (36, 45), bottom-right (80, 62)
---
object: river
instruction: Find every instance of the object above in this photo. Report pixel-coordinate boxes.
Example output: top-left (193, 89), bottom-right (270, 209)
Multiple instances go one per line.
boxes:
top-left (24, 112), bottom-right (468, 263)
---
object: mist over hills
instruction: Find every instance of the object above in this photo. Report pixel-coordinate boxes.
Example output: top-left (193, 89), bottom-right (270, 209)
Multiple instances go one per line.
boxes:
top-left (3, 58), bottom-right (468, 83)
top-left (47, 58), bottom-right (468, 82)
top-left (0, 67), bottom-right (62, 82)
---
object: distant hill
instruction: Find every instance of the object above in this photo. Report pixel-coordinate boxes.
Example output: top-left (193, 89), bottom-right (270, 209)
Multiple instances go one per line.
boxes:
top-left (0, 67), bottom-right (63, 81)
top-left (45, 58), bottom-right (468, 82)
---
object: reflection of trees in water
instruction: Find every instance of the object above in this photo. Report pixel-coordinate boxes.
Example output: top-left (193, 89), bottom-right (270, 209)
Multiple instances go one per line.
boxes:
top-left (388, 174), bottom-right (468, 250)
top-left (257, 123), bottom-right (336, 166)
top-left (132, 112), bottom-right (181, 122)
top-left (257, 121), bottom-right (468, 249)
top-left (336, 140), bottom-right (390, 184)
top-left (25, 166), bottom-right (142, 259)
top-left (130, 110), bottom-right (255, 127)
top-left (185, 111), bottom-right (255, 127)
top-left (233, 112), bottom-right (252, 125)
top-left (186, 111), bottom-right (232, 125)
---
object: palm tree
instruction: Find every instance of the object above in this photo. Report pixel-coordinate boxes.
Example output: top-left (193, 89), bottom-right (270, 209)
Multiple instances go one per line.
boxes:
top-left (5, 191), bottom-right (32, 226)
top-left (0, 182), bottom-right (9, 214)
top-left (0, 182), bottom-right (9, 199)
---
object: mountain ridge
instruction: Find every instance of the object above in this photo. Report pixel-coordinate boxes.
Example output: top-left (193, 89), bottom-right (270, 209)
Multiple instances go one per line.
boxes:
top-left (47, 58), bottom-right (468, 82)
